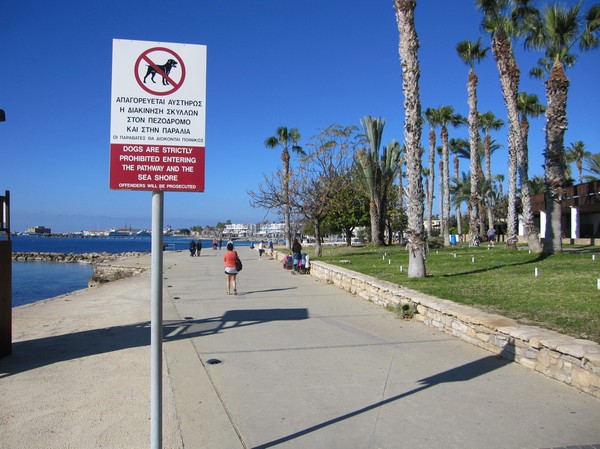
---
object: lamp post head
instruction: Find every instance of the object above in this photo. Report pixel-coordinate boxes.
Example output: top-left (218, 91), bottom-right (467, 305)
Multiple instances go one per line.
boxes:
top-left (0, 109), bottom-right (5, 122)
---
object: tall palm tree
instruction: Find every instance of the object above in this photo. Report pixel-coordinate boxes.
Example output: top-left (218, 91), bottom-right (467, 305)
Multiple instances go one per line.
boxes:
top-left (566, 141), bottom-right (591, 183)
top-left (394, 0), bottom-right (426, 278)
top-left (516, 91), bottom-right (545, 252)
top-left (449, 138), bottom-right (464, 236)
top-left (479, 111), bottom-right (504, 230)
top-left (422, 167), bottom-right (431, 227)
top-left (264, 126), bottom-right (303, 249)
top-left (356, 116), bottom-right (385, 245)
top-left (381, 140), bottom-right (402, 240)
top-left (476, 0), bottom-right (538, 249)
top-left (525, 2), bottom-right (600, 253)
top-left (437, 106), bottom-right (465, 246)
top-left (356, 117), bottom-right (400, 245)
top-left (424, 107), bottom-right (440, 237)
top-left (457, 38), bottom-right (488, 247)
top-left (450, 171), bottom-right (471, 236)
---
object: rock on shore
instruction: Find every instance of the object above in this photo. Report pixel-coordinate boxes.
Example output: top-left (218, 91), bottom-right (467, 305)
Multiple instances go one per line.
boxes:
top-left (11, 251), bottom-right (150, 288)
top-left (11, 251), bottom-right (148, 263)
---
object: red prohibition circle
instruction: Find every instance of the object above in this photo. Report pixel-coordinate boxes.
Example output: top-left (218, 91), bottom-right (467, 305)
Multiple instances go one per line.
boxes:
top-left (134, 47), bottom-right (187, 96)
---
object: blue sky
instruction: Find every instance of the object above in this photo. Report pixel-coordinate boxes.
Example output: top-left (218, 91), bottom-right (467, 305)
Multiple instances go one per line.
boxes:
top-left (1, 0), bottom-right (598, 232)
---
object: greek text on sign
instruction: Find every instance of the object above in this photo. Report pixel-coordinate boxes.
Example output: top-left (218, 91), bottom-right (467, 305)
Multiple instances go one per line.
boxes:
top-left (110, 39), bottom-right (207, 192)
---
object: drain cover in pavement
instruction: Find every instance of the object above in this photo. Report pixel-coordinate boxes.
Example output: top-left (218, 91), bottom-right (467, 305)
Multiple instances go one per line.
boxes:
top-left (206, 359), bottom-right (222, 365)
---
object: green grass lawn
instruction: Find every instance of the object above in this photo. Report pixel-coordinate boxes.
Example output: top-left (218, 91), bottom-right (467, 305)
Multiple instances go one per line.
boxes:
top-left (308, 244), bottom-right (600, 343)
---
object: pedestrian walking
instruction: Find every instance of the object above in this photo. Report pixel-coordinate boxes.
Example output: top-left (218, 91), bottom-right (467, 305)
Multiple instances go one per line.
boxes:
top-left (223, 242), bottom-right (239, 295)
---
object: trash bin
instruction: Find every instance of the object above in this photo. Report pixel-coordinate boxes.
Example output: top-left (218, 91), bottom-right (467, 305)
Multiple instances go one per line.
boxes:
top-left (450, 234), bottom-right (457, 245)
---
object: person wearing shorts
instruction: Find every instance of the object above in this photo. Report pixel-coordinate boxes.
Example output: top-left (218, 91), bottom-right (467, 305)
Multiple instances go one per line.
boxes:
top-left (223, 242), bottom-right (239, 295)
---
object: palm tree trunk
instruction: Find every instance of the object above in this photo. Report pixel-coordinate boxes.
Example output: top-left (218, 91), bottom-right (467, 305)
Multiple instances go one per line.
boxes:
top-left (395, 0), bottom-right (426, 277)
top-left (453, 156), bottom-right (462, 237)
top-left (467, 69), bottom-right (480, 247)
top-left (543, 61), bottom-right (569, 254)
top-left (282, 148), bottom-right (292, 249)
top-left (439, 160), bottom-right (444, 238)
top-left (441, 127), bottom-right (451, 246)
top-left (426, 129), bottom-right (435, 237)
top-left (519, 118), bottom-right (542, 253)
top-left (490, 32), bottom-right (520, 249)
top-left (506, 129), bottom-right (518, 249)
top-left (484, 134), bottom-right (495, 230)
top-left (369, 200), bottom-right (381, 245)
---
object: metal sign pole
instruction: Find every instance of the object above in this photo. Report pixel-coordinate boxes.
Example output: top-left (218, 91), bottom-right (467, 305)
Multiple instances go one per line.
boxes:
top-left (151, 190), bottom-right (164, 449)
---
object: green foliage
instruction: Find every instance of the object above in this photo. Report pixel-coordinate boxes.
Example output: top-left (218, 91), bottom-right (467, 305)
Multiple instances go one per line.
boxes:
top-left (314, 245), bottom-right (600, 343)
top-left (386, 302), bottom-right (417, 319)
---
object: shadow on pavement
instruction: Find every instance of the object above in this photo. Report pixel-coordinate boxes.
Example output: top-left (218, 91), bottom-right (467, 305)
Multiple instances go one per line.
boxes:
top-left (0, 308), bottom-right (309, 378)
top-left (252, 346), bottom-right (515, 449)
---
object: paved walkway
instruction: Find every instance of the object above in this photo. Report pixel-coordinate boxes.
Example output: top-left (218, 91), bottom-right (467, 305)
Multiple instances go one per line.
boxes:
top-left (1, 246), bottom-right (599, 449)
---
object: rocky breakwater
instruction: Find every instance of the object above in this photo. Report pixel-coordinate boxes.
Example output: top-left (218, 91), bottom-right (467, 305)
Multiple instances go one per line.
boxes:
top-left (12, 251), bottom-right (150, 288)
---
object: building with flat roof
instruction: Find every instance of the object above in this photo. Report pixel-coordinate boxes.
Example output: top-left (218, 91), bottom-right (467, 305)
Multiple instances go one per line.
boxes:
top-left (26, 226), bottom-right (51, 235)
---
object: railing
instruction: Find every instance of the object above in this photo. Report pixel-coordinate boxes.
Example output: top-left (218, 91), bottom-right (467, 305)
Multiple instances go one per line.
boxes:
top-left (529, 180), bottom-right (600, 213)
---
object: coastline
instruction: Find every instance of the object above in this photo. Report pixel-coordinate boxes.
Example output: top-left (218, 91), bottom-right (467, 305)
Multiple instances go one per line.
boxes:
top-left (11, 252), bottom-right (152, 305)
top-left (11, 251), bottom-right (149, 263)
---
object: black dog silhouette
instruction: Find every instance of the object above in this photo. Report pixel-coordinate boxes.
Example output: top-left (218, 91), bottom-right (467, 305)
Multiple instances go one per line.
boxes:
top-left (143, 59), bottom-right (178, 85)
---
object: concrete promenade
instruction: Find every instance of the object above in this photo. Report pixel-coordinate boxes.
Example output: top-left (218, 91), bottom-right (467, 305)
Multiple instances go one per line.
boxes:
top-left (1, 247), bottom-right (599, 449)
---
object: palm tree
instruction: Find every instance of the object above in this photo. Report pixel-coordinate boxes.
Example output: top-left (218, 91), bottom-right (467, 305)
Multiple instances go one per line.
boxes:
top-left (449, 138), bottom-right (464, 236)
top-left (525, 2), bottom-right (600, 253)
top-left (479, 111), bottom-right (504, 230)
top-left (528, 175), bottom-right (546, 195)
top-left (437, 106), bottom-right (464, 246)
top-left (450, 171), bottom-right (471, 237)
top-left (457, 38), bottom-right (488, 247)
top-left (566, 141), bottom-right (591, 183)
top-left (424, 108), bottom-right (440, 237)
top-left (476, 0), bottom-right (538, 250)
top-left (394, 0), bottom-right (426, 278)
top-left (397, 145), bottom-right (406, 210)
top-left (356, 117), bottom-right (400, 246)
top-left (264, 126), bottom-right (303, 249)
top-left (422, 167), bottom-right (431, 229)
top-left (582, 153), bottom-right (600, 182)
top-left (516, 91), bottom-right (545, 252)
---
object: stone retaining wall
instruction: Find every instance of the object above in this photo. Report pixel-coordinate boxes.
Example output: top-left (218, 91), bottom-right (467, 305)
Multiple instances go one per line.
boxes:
top-left (275, 252), bottom-right (600, 398)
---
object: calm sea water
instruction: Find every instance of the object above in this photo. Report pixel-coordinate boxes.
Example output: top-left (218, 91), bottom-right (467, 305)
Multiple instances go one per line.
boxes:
top-left (8, 235), bottom-right (252, 307)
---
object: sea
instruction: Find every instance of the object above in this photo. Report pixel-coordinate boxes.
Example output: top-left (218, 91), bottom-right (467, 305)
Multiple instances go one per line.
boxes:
top-left (8, 235), bottom-right (253, 308)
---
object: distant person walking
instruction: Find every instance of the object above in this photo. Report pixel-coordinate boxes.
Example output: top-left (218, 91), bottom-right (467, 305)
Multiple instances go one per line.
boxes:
top-left (268, 240), bottom-right (274, 257)
top-left (196, 239), bottom-right (202, 256)
top-left (487, 227), bottom-right (496, 246)
top-left (189, 240), bottom-right (196, 257)
top-left (258, 240), bottom-right (265, 260)
top-left (223, 242), bottom-right (239, 295)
